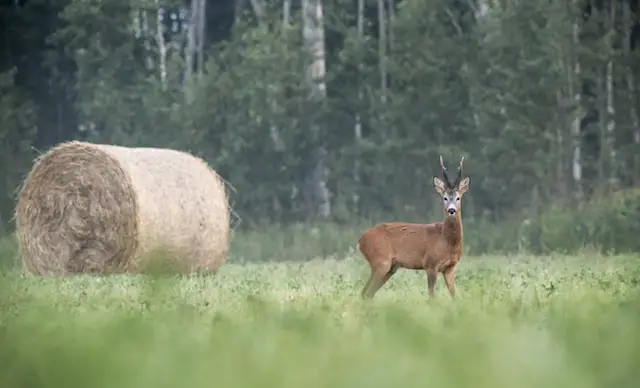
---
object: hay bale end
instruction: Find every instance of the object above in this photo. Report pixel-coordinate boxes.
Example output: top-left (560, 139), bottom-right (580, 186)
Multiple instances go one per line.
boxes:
top-left (15, 141), bottom-right (231, 276)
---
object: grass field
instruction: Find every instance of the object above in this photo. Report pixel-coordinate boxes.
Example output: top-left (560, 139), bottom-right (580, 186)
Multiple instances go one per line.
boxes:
top-left (1, 250), bottom-right (640, 388)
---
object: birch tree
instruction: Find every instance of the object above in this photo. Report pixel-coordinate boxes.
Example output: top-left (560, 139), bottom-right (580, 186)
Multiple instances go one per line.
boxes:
top-left (623, 0), bottom-right (640, 182)
top-left (283, 0), bottom-right (292, 26)
top-left (378, 0), bottom-right (387, 104)
top-left (353, 0), bottom-right (365, 210)
top-left (302, 0), bottom-right (331, 218)
top-left (570, 0), bottom-right (583, 200)
top-left (155, 0), bottom-right (168, 90)
top-left (388, 0), bottom-right (394, 51)
top-left (605, 0), bottom-right (617, 188)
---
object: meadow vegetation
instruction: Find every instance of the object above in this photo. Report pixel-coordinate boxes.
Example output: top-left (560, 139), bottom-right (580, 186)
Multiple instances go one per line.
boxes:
top-left (3, 1), bottom-right (640, 387)
top-left (1, 231), bottom-right (639, 388)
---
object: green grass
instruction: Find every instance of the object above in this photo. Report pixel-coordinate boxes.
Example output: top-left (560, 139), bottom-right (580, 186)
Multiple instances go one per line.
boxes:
top-left (1, 252), bottom-right (640, 388)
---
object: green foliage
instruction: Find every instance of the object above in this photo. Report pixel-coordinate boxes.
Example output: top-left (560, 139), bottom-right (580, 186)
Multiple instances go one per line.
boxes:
top-left (50, 0), bottom-right (191, 149)
top-left (1, 254), bottom-right (640, 388)
top-left (189, 24), bottom-right (313, 221)
top-left (229, 222), bottom-right (364, 262)
top-left (533, 189), bottom-right (640, 254)
top-left (0, 235), bottom-right (18, 269)
top-left (463, 216), bottom-right (524, 254)
top-left (0, 68), bottom-right (37, 233)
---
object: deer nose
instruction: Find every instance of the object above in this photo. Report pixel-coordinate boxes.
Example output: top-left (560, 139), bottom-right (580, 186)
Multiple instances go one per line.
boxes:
top-left (447, 207), bottom-right (456, 215)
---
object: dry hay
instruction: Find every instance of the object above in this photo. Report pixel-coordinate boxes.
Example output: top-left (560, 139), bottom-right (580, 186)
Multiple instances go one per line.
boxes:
top-left (14, 140), bottom-right (231, 276)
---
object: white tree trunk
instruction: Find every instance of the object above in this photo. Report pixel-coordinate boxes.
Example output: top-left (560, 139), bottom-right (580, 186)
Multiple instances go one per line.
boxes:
top-left (556, 91), bottom-right (566, 195)
top-left (387, 0), bottom-right (394, 51)
top-left (597, 66), bottom-right (606, 181)
top-left (283, 0), bottom-right (291, 26)
top-left (377, 0), bottom-right (387, 103)
top-left (302, 0), bottom-right (331, 218)
top-left (623, 1), bottom-right (640, 183)
top-left (469, 2), bottom-right (487, 130)
top-left (302, 0), bottom-right (327, 97)
top-left (197, 0), bottom-right (206, 74)
top-left (353, 0), bottom-right (365, 210)
top-left (570, 8), bottom-right (583, 199)
top-left (249, 0), bottom-right (265, 19)
top-left (155, 0), bottom-right (167, 90)
top-left (140, 11), bottom-right (154, 72)
top-left (606, 1), bottom-right (617, 187)
top-left (467, 0), bottom-right (489, 19)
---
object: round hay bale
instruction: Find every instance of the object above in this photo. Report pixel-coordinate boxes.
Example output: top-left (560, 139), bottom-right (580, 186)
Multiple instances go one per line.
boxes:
top-left (15, 140), bottom-right (231, 276)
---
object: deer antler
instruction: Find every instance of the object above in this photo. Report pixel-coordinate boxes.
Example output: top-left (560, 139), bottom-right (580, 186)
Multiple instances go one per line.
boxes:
top-left (453, 156), bottom-right (465, 187)
top-left (439, 155), bottom-right (452, 188)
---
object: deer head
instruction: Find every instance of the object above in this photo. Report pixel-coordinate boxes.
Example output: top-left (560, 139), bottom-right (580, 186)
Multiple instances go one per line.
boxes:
top-left (433, 155), bottom-right (470, 218)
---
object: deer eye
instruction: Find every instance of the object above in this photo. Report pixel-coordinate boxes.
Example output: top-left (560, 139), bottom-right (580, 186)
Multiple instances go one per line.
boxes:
top-left (443, 196), bottom-right (448, 201)
top-left (456, 196), bottom-right (460, 201)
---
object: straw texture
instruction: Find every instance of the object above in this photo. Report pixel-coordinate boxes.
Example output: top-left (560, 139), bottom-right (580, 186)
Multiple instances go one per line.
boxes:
top-left (15, 141), bottom-right (230, 275)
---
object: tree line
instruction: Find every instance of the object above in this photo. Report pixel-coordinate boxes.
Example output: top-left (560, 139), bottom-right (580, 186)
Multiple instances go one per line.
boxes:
top-left (1, 0), bottom-right (640, 253)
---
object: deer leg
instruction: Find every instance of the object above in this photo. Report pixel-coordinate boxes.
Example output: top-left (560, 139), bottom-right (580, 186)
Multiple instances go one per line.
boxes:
top-left (442, 265), bottom-right (457, 300)
top-left (361, 274), bottom-right (374, 299)
top-left (362, 263), bottom-right (396, 299)
top-left (370, 266), bottom-right (397, 297)
top-left (426, 268), bottom-right (438, 298)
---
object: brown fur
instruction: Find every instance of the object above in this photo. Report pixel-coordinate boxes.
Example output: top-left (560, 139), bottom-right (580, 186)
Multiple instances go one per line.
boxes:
top-left (358, 156), bottom-right (469, 299)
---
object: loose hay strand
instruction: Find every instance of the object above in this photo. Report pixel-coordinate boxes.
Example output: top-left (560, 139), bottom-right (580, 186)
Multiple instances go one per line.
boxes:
top-left (15, 140), bottom-right (231, 276)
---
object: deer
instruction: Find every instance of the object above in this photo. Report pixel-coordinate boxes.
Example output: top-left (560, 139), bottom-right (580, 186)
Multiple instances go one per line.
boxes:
top-left (358, 155), bottom-right (470, 300)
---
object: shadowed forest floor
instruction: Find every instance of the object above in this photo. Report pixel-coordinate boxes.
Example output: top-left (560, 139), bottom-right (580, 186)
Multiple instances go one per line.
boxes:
top-left (1, 253), bottom-right (639, 388)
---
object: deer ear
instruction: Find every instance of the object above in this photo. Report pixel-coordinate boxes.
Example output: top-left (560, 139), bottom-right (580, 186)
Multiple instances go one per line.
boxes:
top-left (458, 177), bottom-right (470, 194)
top-left (433, 176), bottom-right (446, 195)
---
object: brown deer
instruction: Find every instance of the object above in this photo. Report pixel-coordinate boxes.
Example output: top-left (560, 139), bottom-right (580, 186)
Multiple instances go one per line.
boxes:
top-left (358, 155), bottom-right (470, 299)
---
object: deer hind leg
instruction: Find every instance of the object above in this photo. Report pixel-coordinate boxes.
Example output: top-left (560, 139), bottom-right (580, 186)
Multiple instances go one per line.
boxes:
top-left (361, 260), bottom-right (397, 299)
top-left (442, 265), bottom-right (457, 300)
top-left (361, 272), bottom-right (377, 299)
top-left (426, 268), bottom-right (438, 298)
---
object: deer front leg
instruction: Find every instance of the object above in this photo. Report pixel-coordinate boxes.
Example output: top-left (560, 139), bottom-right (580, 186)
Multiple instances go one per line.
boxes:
top-left (442, 265), bottom-right (457, 300)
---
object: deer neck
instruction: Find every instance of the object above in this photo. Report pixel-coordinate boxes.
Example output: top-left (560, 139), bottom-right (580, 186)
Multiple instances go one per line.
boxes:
top-left (442, 212), bottom-right (463, 246)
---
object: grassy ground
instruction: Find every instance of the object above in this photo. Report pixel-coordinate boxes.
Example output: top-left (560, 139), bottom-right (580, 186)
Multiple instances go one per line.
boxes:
top-left (1, 251), bottom-right (640, 388)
